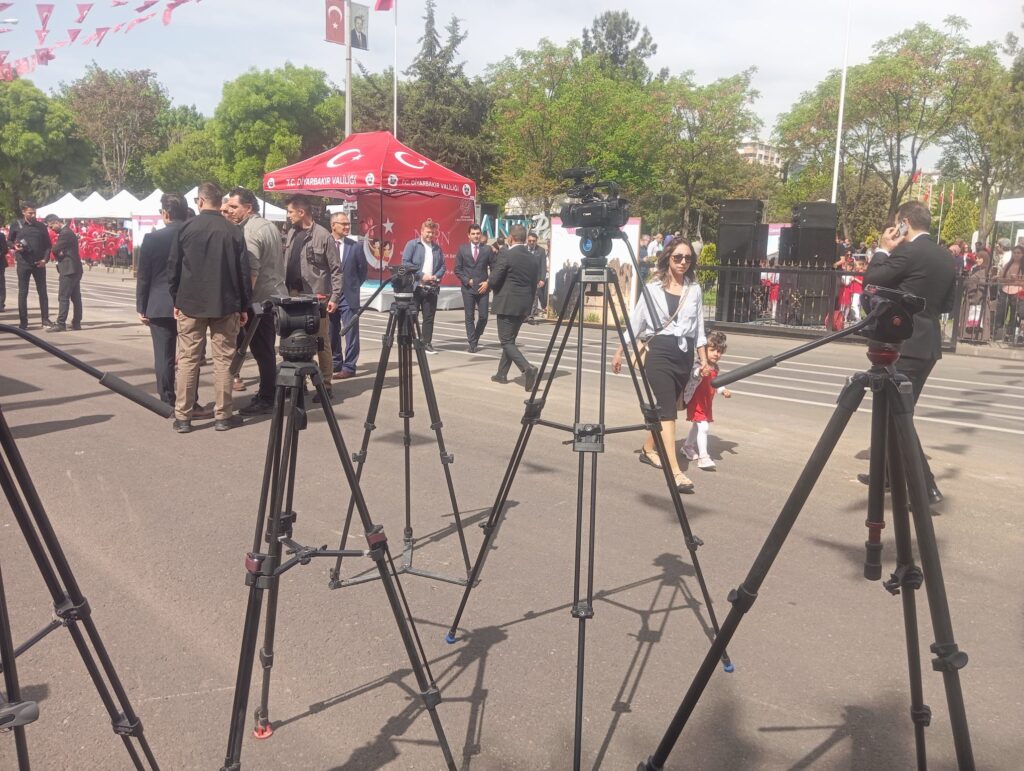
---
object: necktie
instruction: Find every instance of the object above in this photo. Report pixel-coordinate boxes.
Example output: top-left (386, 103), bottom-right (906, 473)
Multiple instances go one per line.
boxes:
top-left (473, 244), bottom-right (478, 260)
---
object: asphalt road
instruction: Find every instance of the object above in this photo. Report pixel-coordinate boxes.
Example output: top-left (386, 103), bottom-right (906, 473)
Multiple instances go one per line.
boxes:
top-left (1, 269), bottom-right (1022, 770)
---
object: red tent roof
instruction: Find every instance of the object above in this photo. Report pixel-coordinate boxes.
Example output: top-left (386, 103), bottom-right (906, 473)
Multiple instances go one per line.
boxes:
top-left (262, 131), bottom-right (476, 200)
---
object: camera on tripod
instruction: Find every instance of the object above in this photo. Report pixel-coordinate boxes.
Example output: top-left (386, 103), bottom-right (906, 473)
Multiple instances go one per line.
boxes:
top-left (271, 294), bottom-right (326, 361)
top-left (560, 167), bottom-right (629, 260)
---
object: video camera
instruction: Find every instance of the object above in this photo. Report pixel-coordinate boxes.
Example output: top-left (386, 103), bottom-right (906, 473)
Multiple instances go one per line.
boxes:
top-left (857, 285), bottom-right (926, 345)
top-left (389, 264), bottom-right (418, 300)
top-left (559, 168), bottom-right (629, 260)
top-left (271, 294), bottom-right (326, 362)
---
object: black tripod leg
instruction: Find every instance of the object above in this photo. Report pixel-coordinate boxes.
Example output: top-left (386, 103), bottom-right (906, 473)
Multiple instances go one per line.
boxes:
top-left (311, 370), bottom-right (456, 770)
top-left (607, 278), bottom-right (732, 672)
top-left (222, 382), bottom-right (296, 769)
top-left (0, 558), bottom-right (32, 770)
top-left (862, 383), bottom-right (889, 581)
top-left (639, 375), bottom-right (868, 771)
top-left (329, 311), bottom-right (397, 585)
top-left (889, 386), bottom-right (974, 770)
top-left (0, 411), bottom-right (157, 770)
top-left (410, 315), bottom-right (471, 573)
top-left (884, 415), bottom-right (929, 771)
top-left (444, 282), bottom-right (585, 644)
top-left (400, 314), bottom-right (415, 554)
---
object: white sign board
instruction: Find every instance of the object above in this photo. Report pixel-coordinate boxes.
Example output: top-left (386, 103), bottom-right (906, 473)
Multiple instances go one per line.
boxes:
top-left (548, 217), bottom-right (641, 319)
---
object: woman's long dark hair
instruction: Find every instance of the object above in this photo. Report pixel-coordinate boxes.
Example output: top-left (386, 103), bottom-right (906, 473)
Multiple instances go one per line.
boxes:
top-left (654, 238), bottom-right (697, 285)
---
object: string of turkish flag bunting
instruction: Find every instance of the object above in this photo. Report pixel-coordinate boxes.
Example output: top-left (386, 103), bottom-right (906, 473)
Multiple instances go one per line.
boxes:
top-left (0, 1), bottom-right (196, 81)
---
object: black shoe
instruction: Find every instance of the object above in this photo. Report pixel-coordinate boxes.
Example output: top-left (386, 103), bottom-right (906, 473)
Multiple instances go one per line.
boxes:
top-left (17, 324), bottom-right (28, 331)
top-left (71, 323), bottom-right (82, 331)
top-left (239, 397), bottom-right (274, 416)
top-left (524, 366), bottom-right (539, 391)
top-left (491, 374), bottom-right (509, 384)
top-left (928, 486), bottom-right (943, 505)
top-left (857, 473), bottom-right (890, 491)
top-left (312, 388), bottom-right (333, 404)
top-left (467, 344), bottom-right (477, 353)
top-left (214, 415), bottom-right (244, 431)
top-left (46, 323), bottom-right (67, 333)
top-left (172, 419), bottom-right (192, 434)
top-left (424, 344), bottom-right (437, 355)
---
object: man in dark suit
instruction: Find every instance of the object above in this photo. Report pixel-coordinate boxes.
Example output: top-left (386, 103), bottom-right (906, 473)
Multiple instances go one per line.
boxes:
top-left (862, 199), bottom-right (956, 504)
top-left (454, 223), bottom-right (493, 352)
top-left (10, 201), bottom-right (52, 330)
top-left (489, 224), bottom-right (539, 390)
top-left (44, 215), bottom-right (84, 332)
top-left (526, 231), bottom-right (548, 320)
top-left (137, 193), bottom-right (188, 406)
top-left (328, 211), bottom-right (368, 379)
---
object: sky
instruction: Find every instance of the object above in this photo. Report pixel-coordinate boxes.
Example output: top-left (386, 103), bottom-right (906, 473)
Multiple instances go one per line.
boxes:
top-left (2, 0), bottom-right (1018, 139)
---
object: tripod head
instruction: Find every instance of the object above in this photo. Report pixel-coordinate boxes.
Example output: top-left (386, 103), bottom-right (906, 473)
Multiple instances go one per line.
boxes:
top-left (271, 295), bottom-right (325, 362)
top-left (712, 286), bottom-right (925, 388)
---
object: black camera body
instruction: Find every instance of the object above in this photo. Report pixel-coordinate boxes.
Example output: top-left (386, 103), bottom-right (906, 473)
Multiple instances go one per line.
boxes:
top-left (390, 264), bottom-right (417, 300)
top-left (271, 294), bottom-right (325, 361)
top-left (559, 167), bottom-right (629, 260)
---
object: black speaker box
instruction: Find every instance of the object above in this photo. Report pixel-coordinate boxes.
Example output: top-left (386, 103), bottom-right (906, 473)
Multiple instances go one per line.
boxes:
top-left (718, 224), bottom-right (756, 265)
top-left (791, 226), bottom-right (836, 264)
top-left (719, 199), bottom-right (764, 226)
top-left (776, 225), bottom-right (793, 263)
top-left (480, 202), bottom-right (499, 222)
top-left (792, 202), bottom-right (837, 229)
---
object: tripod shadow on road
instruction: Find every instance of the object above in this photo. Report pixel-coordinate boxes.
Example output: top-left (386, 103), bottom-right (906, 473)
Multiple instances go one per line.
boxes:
top-left (758, 698), bottom-right (913, 769)
top-left (8, 413), bottom-right (112, 439)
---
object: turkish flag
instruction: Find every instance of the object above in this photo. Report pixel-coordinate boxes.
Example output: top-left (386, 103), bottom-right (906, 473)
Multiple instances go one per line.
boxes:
top-left (0, 50), bottom-right (7, 65)
top-left (37, 4), bottom-right (55, 29)
top-left (94, 27), bottom-right (110, 46)
top-left (67, 28), bottom-right (81, 42)
top-left (0, 3), bottom-right (12, 13)
top-left (35, 29), bottom-right (49, 45)
top-left (374, 0), bottom-right (394, 10)
top-left (35, 47), bottom-right (55, 65)
top-left (76, 4), bottom-right (93, 24)
top-left (326, 0), bottom-right (345, 45)
top-left (135, 1), bottom-right (157, 11)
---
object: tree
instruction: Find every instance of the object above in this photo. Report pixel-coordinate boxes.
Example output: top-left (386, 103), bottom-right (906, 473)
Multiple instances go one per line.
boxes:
top-left (580, 11), bottom-right (660, 83)
top-left (939, 196), bottom-right (980, 243)
top-left (143, 125), bottom-right (223, 193)
top-left (0, 79), bottom-right (92, 222)
top-left (211, 63), bottom-right (344, 193)
top-left (401, 0), bottom-right (492, 185)
top-left (62, 65), bottom-right (169, 193)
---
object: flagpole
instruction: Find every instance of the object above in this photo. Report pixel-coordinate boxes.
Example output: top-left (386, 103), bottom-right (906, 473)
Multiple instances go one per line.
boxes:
top-left (392, 1), bottom-right (398, 136)
top-left (830, 0), bottom-right (852, 205)
top-left (345, 0), bottom-right (353, 138)
top-left (937, 183), bottom-right (946, 238)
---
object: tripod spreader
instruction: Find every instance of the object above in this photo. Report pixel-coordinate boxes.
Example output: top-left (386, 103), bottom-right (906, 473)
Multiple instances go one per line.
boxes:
top-left (0, 323), bottom-right (173, 419)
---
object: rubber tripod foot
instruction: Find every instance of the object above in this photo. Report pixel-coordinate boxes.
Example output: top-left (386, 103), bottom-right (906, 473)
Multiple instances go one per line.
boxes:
top-left (253, 723), bottom-right (273, 740)
top-left (723, 661), bottom-right (735, 673)
top-left (445, 632), bottom-right (458, 644)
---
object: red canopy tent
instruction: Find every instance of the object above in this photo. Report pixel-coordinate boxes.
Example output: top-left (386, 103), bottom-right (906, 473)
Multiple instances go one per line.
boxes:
top-left (263, 132), bottom-right (477, 287)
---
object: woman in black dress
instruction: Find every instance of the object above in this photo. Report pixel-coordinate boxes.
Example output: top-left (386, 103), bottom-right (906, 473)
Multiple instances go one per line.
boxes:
top-left (612, 238), bottom-right (711, 492)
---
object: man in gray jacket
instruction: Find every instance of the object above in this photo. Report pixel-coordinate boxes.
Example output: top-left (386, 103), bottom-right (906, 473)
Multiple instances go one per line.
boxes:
top-left (226, 187), bottom-right (287, 415)
top-left (284, 195), bottom-right (343, 400)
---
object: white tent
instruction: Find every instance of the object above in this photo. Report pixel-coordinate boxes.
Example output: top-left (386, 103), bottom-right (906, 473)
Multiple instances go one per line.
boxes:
top-left (184, 186), bottom-right (288, 222)
top-left (78, 192), bottom-right (110, 219)
top-left (103, 190), bottom-right (143, 219)
top-left (995, 197), bottom-right (1024, 223)
top-left (133, 189), bottom-right (164, 215)
top-left (36, 192), bottom-right (83, 219)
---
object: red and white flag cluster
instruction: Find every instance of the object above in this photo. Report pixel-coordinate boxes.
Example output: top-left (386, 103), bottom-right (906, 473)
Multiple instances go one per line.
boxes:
top-left (1, 0), bottom-right (196, 81)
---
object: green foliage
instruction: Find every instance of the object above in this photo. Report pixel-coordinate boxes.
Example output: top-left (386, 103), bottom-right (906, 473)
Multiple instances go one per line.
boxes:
top-left (61, 65), bottom-right (170, 193)
top-left (0, 79), bottom-right (91, 221)
top-left (211, 63), bottom-right (343, 193)
top-left (580, 11), bottom-right (659, 83)
top-left (940, 197), bottom-right (979, 243)
top-left (697, 242), bottom-right (718, 287)
top-left (143, 126), bottom-right (223, 194)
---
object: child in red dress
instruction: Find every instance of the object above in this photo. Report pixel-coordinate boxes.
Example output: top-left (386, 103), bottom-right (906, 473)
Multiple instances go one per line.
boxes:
top-left (682, 331), bottom-right (732, 470)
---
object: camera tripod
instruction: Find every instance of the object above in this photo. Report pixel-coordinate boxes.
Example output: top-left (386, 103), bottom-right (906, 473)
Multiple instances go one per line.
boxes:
top-left (639, 290), bottom-right (974, 770)
top-left (442, 247), bottom-right (729, 770)
top-left (219, 326), bottom-right (455, 770)
top-left (327, 289), bottom-right (471, 589)
top-left (0, 324), bottom-right (167, 770)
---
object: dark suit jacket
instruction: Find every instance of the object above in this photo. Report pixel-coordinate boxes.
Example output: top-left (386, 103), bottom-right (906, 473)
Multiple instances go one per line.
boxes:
top-left (526, 246), bottom-right (547, 283)
top-left (9, 218), bottom-right (51, 268)
top-left (454, 242), bottom-right (493, 288)
top-left (337, 236), bottom-right (367, 308)
top-left (169, 210), bottom-right (251, 318)
top-left (865, 234), bottom-right (956, 360)
top-left (52, 227), bottom-right (83, 276)
top-left (137, 221), bottom-right (183, 319)
top-left (489, 245), bottom-right (540, 317)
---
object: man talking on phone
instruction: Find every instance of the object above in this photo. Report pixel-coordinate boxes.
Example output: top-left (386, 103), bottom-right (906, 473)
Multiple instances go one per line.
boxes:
top-left (860, 200), bottom-right (956, 504)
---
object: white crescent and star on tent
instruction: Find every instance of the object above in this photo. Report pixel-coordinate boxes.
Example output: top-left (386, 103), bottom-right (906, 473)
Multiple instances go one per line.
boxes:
top-left (382, 218), bottom-right (394, 234)
top-left (326, 148), bottom-right (363, 168)
top-left (394, 151), bottom-right (428, 170)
